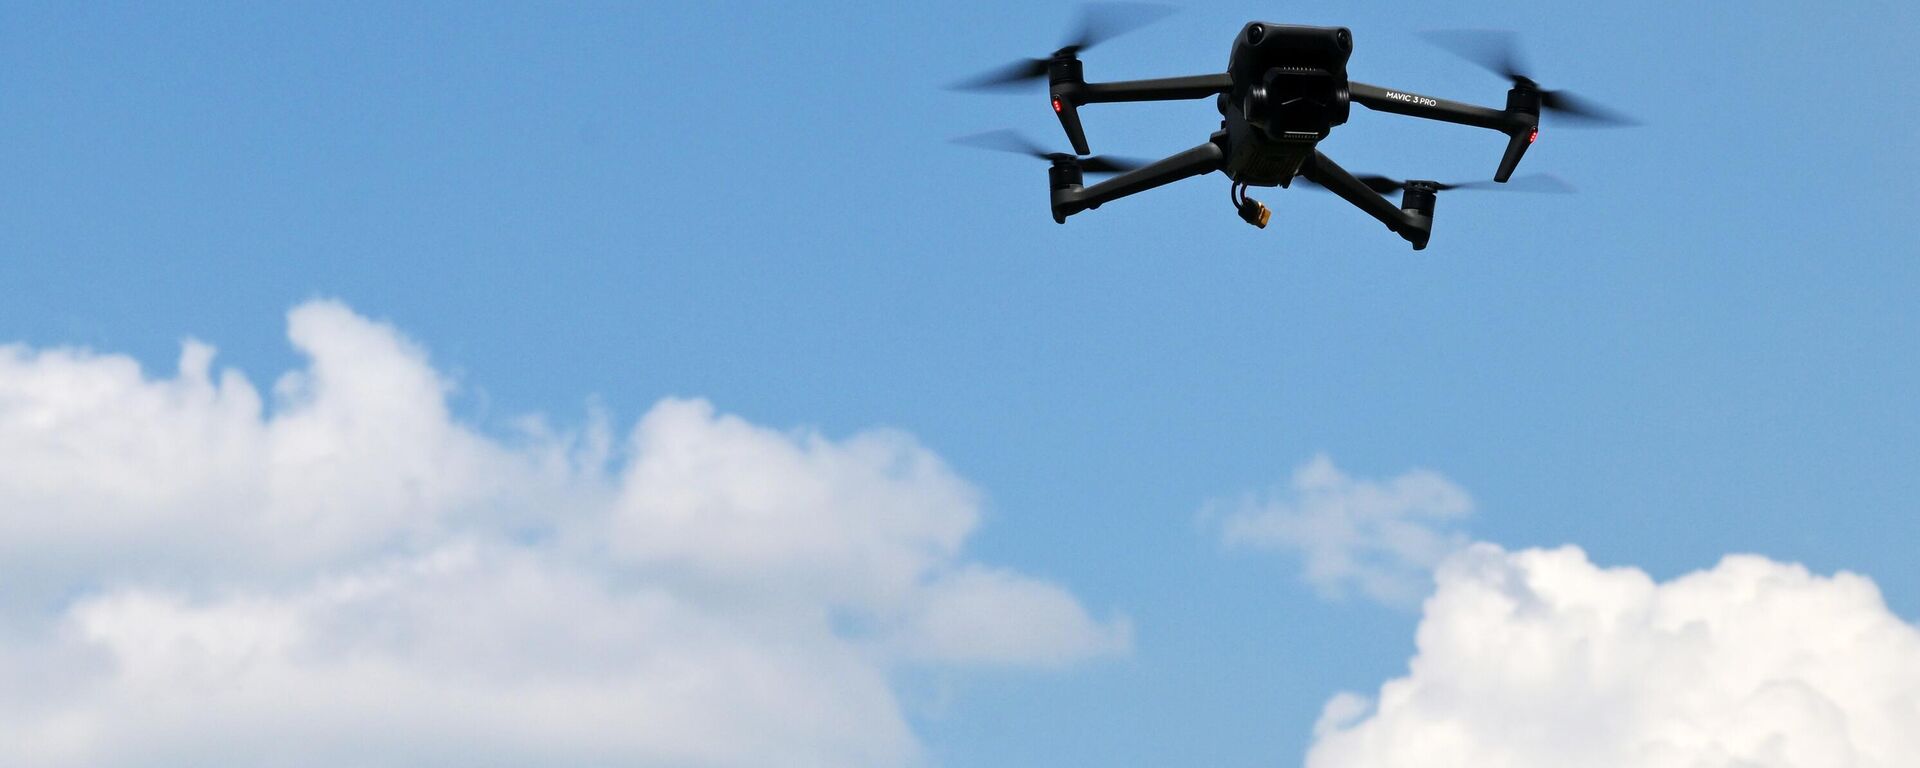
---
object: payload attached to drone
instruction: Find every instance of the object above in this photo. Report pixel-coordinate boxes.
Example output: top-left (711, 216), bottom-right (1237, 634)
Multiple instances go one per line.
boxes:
top-left (952, 5), bottom-right (1631, 249)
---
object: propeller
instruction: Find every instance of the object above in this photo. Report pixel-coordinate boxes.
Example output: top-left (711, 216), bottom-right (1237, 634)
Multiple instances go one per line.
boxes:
top-left (950, 130), bottom-right (1146, 173)
top-left (949, 3), bottom-right (1175, 92)
top-left (1419, 30), bottom-right (1637, 126)
top-left (1305, 173), bottom-right (1577, 194)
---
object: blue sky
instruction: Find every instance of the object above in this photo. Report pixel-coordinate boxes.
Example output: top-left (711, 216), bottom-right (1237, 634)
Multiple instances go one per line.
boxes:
top-left (3, 1), bottom-right (1919, 765)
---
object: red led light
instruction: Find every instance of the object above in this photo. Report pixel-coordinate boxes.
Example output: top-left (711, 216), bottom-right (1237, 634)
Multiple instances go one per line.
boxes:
top-left (1052, 97), bottom-right (1063, 113)
top-left (1528, 126), bottom-right (1539, 144)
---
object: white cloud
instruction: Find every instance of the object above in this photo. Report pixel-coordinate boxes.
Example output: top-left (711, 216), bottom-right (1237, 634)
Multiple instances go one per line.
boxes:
top-left (0, 302), bottom-right (544, 588)
top-left (609, 398), bottom-right (978, 611)
top-left (1216, 455), bottom-right (1473, 606)
top-left (894, 565), bottom-right (1132, 667)
top-left (1307, 543), bottom-right (1920, 768)
top-left (1218, 459), bottom-right (1920, 765)
top-left (0, 300), bottom-right (1128, 767)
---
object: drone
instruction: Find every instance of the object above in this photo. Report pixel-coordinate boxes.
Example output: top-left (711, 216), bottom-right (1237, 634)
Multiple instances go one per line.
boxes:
top-left (952, 5), bottom-right (1631, 249)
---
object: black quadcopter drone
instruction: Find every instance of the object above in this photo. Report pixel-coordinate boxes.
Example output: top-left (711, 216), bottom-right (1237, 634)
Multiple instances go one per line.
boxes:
top-left (952, 5), bottom-right (1630, 249)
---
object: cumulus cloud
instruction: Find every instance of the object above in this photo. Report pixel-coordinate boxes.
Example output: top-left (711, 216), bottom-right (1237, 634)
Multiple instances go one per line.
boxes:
top-left (0, 300), bottom-right (1128, 767)
top-left (1216, 455), bottom-right (1473, 606)
top-left (1308, 544), bottom-right (1920, 768)
top-left (1216, 458), bottom-right (1920, 765)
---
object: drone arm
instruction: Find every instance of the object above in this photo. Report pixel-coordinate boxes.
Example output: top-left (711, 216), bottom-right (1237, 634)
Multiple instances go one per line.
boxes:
top-left (1348, 81), bottom-right (1538, 182)
top-left (1051, 138), bottom-right (1227, 223)
top-left (1050, 72), bottom-right (1234, 154)
top-left (1299, 151), bottom-right (1432, 250)
top-left (1349, 82), bottom-right (1511, 129)
top-left (1073, 73), bottom-right (1235, 104)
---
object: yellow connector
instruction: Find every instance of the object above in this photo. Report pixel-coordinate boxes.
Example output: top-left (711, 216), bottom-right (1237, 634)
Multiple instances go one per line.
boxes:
top-left (1238, 198), bottom-right (1271, 229)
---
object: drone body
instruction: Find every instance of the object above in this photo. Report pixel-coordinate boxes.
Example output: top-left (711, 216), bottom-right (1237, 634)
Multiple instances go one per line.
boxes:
top-left (957, 12), bottom-right (1628, 250)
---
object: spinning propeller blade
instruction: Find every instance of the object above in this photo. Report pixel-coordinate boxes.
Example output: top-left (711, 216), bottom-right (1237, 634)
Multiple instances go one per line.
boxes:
top-left (1351, 175), bottom-right (1409, 195)
top-left (950, 59), bottom-right (1054, 92)
top-left (949, 129), bottom-right (1146, 173)
top-left (1420, 29), bottom-right (1638, 126)
top-left (1060, 1), bottom-right (1176, 54)
top-left (949, 3), bottom-right (1175, 91)
top-left (1419, 30), bottom-right (1528, 83)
